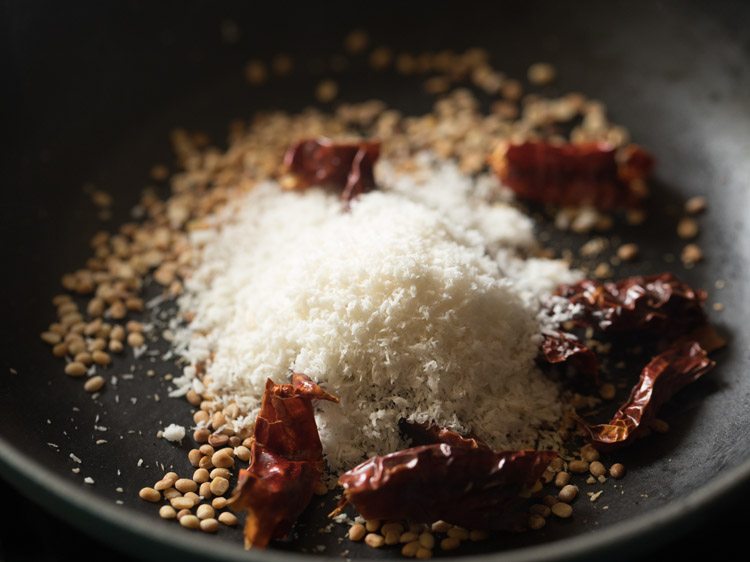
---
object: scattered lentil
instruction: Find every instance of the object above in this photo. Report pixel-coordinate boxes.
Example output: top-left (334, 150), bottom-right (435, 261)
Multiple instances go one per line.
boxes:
top-left (617, 243), bottom-right (639, 262)
top-left (528, 514), bottom-right (546, 530)
top-left (447, 527), bottom-right (469, 541)
top-left (568, 460), bottom-right (589, 474)
top-left (245, 60), bottom-right (268, 85)
top-left (599, 383), bottom-right (616, 401)
top-left (209, 476), bottom-right (230, 496)
top-left (384, 530), bottom-right (401, 545)
top-left (677, 217), bottom-right (699, 239)
top-left (554, 471), bottom-right (571, 488)
top-left (402, 541), bottom-right (420, 558)
top-left (364, 533), bottom-right (385, 548)
top-left (200, 518), bottom-right (219, 533)
top-left (127, 332), bottom-right (145, 347)
top-left (84, 376), bottom-right (105, 393)
top-left (196, 504), bottom-right (215, 520)
top-left (551, 502), bottom-right (574, 519)
top-left (211, 497), bottom-right (228, 510)
top-left (211, 450), bottom-right (234, 469)
top-left (418, 532), bottom-right (435, 549)
top-left (316, 80), bottom-right (339, 103)
top-left (138, 487), bottom-right (160, 503)
top-left (400, 532), bottom-right (419, 543)
top-left (180, 515), bottom-right (200, 530)
top-left (170, 496), bottom-right (195, 510)
top-left (344, 29), bottom-right (369, 54)
top-left (681, 244), bottom-right (703, 265)
top-left (192, 468), bottom-right (210, 484)
top-left (175, 478), bottom-right (198, 493)
top-left (64, 362), bottom-right (87, 377)
top-left (218, 512), bottom-right (238, 526)
top-left (529, 504), bottom-right (551, 518)
top-left (349, 523), bottom-right (367, 541)
top-left (685, 196), bottom-right (707, 215)
top-left (187, 449), bottom-right (202, 467)
top-left (610, 463), bottom-right (626, 479)
top-left (234, 445), bottom-right (251, 462)
top-left (580, 445), bottom-right (600, 462)
top-left (527, 62), bottom-right (556, 85)
top-left (559, 484), bottom-right (579, 503)
top-left (209, 467), bottom-right (230, 480)
top-left (440, 537), bottom-right (461, 550)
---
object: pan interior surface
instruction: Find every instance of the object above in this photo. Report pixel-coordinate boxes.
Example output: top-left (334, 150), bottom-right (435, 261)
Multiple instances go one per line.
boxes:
top-left (2, 1), bottom-right (749, 561)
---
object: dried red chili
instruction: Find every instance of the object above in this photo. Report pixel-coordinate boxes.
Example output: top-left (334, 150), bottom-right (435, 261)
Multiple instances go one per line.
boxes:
top-left (400, 420), bottom-right (490, 450)
top-left (229, 373), bottom-right (338, 549)
top-left (489, 140), bottom-right (654, 210)
top-left (281, 138), bottom-right (381, 203)
top-left (556, 272), bottom-right (707, 337)
top-left (541, 331), bottom-right (599, 377)
top-left (580, 341), bottom-right (714, 451)
top-left (336, 445), bottom-right (556, 531)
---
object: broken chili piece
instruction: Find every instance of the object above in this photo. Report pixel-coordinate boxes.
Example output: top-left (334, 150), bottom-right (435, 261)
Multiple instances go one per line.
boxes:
top-left (489, 140), bottom-right (654, 210)
top-left (400, 420), bottom-right (490, 450)
top-left (229, 373), bottom-right (338, 549)
top-left (281, 138), bottom-right (381, 203)
top-left (580, 341), bottom-right (714, 451)
top-left (541, 331), bottom-right (599, 377)
top-left (556, 272), bottom-right (707, 337)
top-left (337, 445), bottom-right (556, 531)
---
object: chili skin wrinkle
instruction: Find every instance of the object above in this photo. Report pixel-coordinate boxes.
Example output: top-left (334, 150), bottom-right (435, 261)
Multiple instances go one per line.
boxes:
top-left (580, 341), bottom-right (714, 451)
top-left (229, 373), bottom-right (338, 549)
top-left (489, 140), bottom-right (654, 210)
top-left (555, 272), bottom-right (707, 337)
top-left (337, 428), bottom-right (556, 531)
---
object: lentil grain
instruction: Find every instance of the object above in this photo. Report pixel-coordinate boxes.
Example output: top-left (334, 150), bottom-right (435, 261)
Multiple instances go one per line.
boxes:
top-left (83, 376), bottom-right (105, 393)
top-left (138, 487), bottom-right (160, 502)
top-left (551, 502), bottom-right (574, 519)
top-left (218, 512), bottom-right (238, 526)
top-left (349, 523), bottom-right (367, 541)
top-left (180, 515), bottom-right (200, 530)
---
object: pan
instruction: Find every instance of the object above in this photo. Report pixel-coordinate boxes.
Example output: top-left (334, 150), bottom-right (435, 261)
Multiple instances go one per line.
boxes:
top-left (2, 1), bottom-right (749, 560)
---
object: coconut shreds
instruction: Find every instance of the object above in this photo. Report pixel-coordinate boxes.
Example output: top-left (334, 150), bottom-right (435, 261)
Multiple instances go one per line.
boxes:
top-left (161, 423), bottom-right (186, 443)
top-left (173, 155), bottom-right (580, 472)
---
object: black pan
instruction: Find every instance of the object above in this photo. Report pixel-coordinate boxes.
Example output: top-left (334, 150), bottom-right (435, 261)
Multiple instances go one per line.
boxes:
top-left (2, 1), bottom-right (749, 560)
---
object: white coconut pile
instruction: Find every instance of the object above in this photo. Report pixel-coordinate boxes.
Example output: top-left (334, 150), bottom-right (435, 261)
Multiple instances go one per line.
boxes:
top-left (172, 155), bottom-right (581, 473)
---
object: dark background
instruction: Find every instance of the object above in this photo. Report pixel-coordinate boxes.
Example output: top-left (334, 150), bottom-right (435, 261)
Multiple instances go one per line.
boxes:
top-left (2, 1), bottom-right (749, 561)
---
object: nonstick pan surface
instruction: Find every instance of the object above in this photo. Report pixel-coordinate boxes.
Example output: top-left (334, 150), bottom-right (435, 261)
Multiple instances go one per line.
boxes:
top-left (2, 1), bottom-right (750, 561)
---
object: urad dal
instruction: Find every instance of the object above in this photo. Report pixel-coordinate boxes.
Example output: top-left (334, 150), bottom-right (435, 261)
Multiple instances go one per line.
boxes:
top-left (173, 156), bottom-right (580, 473)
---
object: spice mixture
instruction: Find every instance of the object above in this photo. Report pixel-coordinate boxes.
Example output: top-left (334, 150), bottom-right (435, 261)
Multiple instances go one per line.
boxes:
top-left (38, 29), bottom-right (723, 557)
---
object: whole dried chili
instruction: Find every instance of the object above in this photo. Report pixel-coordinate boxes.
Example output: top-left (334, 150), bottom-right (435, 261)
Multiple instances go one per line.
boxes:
top-left (281, 138), bottom-right (381, 203)
top-left (336, 445), bottom-right (556, 531)
top-left (556, 272), bottom-right (707, 337)
top-left (580, 341), bottom-right (714, 451)
top-left (229, 373), bottom-right (338, 549)
top-left (489, 140), bottom-right (654, 210)
top-left (541, 331), bottom-right (599, 377)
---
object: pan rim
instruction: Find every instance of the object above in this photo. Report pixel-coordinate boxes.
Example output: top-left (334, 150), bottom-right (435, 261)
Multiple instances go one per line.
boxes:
top-left (1, 431), bottom-right (749, 562)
